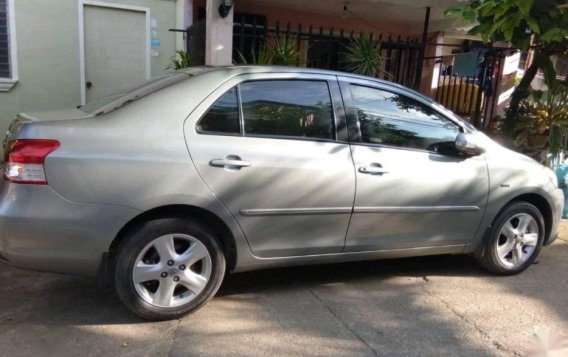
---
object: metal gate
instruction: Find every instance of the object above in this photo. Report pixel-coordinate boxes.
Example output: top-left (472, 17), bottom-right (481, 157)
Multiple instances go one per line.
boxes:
top-left (428, 49), bottom-right (506, 128)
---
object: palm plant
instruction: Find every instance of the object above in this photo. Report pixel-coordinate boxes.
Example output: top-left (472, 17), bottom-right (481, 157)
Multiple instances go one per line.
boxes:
top-left (167, 50), bottom-right (192, 70)
top-left (235, 36), bottom-right (299, 66)
top-left (342, 34), bottom-right (384, 78)
top-left (272, 36), bottom-right (300, 66)
top-left (236, 43), bottom-right (274, 65)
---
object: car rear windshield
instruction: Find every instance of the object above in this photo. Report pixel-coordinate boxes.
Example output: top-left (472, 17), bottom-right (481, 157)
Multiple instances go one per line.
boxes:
top-left (78, 67), bottom-right (213, 115)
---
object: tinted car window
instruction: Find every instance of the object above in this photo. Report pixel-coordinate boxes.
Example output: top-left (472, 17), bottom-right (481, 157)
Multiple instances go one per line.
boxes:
top-left (240, 80), bottom-right (334, 140)
top-left (197, 87), bottom-right (240, 134)
top-left (350, 85), bottom-right (460, 153)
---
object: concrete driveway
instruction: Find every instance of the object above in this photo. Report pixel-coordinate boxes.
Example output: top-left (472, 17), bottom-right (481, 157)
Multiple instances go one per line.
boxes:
top-left (1, 226), bottom-right (567, 357)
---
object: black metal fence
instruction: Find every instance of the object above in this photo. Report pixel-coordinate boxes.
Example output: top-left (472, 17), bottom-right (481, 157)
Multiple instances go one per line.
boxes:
top-left (169, 21), bottom-right (206, 66)
top-left (172, 20), bottom-right (511, 130)
top-left (429, 50), bottom-right (505, 128)
top-left (233, 20), bottom-right (424, 89)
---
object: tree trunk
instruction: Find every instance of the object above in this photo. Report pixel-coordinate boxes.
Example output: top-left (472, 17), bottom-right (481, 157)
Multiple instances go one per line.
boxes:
top-left (504, 51), bottom-right (548, 135)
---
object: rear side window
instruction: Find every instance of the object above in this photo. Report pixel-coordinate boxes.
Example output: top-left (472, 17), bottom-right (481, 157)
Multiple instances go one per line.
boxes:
top-left (240, 80), bottom-right (334, 140)
top-left (197, 87), bottom-right (240, 134)
top-left (350, 85), bottom-right (460, 152)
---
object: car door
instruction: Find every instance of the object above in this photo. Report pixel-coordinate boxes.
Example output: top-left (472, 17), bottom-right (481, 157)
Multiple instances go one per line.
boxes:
top-left (339, 77), bottom-right (489, 251)
top-left (185, 73), bottom-right (355, 258)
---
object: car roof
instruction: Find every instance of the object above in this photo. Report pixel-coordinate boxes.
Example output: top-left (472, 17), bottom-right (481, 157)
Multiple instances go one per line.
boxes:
top-left (188, 66), bottom-right (476, 132)
top-left (185, 65), bottom-right (408, 88)
top-left (182, 65), bottom-right (434, 104)
top-left (87, 65), bottom-right (428, 115)
top-left (87, 65), bottom-right (463, 128)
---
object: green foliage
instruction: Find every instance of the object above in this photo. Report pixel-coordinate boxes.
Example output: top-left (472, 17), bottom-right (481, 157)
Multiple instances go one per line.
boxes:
top-left (272, 36), bottom-right (300, 66)
top-left (167, 50), bottom-right (192, 70)
top-left (237, 44), bottom-right (274, 65)
top-left (445, 0), bottom-right (568, 134)
top-left (444, 0), bottom-right (568, 51)
top-left (506, 85), bottom-right (568, 160)
top-left (236, 36), bottom-right (300, 66)
top-left (342, 34), bottom-right (384, 78)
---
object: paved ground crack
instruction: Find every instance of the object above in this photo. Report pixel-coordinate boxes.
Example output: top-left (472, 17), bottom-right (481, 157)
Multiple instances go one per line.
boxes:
top-left (421, 277), bottom-right (522, 357)
top-left (308, 288), bottom-right (380, 357)
top-left (166, 318), bottom-right (183, 357)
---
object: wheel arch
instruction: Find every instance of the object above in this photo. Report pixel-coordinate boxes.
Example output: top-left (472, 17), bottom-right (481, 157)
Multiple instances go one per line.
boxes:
top-left (511, 193), bottom-right (553, 244)
top-left (474, 191), bottom-right (554, 259)
top-left (107, 204), bottom-right (238, 273)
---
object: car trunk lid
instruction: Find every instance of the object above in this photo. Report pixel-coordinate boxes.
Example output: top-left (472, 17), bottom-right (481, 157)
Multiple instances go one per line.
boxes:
top-left (3, 109), bottom-right (94, 152)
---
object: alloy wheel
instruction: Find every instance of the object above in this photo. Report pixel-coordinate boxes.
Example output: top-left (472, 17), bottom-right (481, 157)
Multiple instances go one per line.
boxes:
top-left (495, 213), bottom-right (539, 268)
top-left (132, 234), bottom-right (212, 308)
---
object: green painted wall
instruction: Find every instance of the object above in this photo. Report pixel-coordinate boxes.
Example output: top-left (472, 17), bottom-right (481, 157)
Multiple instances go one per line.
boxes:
top-left (0, 0), bottom-right (178, 145)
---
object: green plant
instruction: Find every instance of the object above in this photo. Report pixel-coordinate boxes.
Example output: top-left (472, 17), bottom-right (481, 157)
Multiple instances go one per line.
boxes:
top-left (272, 36), bottom-right (300, 66)
top-left (167, 50), bottom-right (192, 70)
top-left (236, 43), bottom-right (274, 65)
top-left (445, 0), bottom-right (568, 124)
top-left (509, 85), bottom-right (568, 162)
top-left (236, 36), bottom-right (300, 66)
top-left (342, 34), bottom-right (385, 78)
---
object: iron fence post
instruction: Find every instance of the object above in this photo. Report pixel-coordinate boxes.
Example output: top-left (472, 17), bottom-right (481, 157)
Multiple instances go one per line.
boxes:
top-left (415, 6), bottom-right (430, 89)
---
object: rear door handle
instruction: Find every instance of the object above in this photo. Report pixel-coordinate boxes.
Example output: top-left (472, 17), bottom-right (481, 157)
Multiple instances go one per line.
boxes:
top-left (358, 165), bottom-right (388, 175)
top-left (210, 157), bottom-right (251, 168)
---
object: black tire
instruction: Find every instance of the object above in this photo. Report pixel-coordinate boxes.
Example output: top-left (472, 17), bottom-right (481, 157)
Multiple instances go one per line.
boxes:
top-left (113, 217), bottom-right (226, 320)
top-left (478, 201), bottom-right (545, 275)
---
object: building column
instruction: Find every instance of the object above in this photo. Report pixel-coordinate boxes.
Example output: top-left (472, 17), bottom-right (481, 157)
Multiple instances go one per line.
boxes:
top-left (205, 0), bottom-right (234, 66)
top-left (415, 6), bottom-right (431, 89)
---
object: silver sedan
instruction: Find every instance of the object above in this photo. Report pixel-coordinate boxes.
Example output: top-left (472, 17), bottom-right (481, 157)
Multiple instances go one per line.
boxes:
top-left (0, 66), bottom-right (563, 320)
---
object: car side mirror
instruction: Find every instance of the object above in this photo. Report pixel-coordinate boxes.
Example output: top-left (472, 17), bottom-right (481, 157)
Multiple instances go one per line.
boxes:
top-left (455, 132), bottom-right (485, 156)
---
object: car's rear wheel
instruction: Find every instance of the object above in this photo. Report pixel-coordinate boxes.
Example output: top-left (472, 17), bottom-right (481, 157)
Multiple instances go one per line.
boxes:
top-left (114, 217), bottom-right (225, 320)
top-left (478, 201), bottom-right (544, 275)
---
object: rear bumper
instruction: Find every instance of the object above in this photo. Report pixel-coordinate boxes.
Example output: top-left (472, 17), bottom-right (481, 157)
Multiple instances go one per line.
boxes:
top-left (545, 188), bottom-right (564, 246)
top-left (0, 181), bottom-right (139, 275)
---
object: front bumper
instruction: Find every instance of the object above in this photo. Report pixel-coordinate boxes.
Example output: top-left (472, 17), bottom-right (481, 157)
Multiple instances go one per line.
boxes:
top-left (0, 181), bottom-right (139, 275)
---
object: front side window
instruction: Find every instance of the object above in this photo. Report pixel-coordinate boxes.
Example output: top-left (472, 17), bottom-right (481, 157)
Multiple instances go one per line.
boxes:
top-left (197, 87), bottom-right (240, 134)
top-left (240, 80), bottom-right (334, 140)
top-left (350, 85), bottom-right (460, 153)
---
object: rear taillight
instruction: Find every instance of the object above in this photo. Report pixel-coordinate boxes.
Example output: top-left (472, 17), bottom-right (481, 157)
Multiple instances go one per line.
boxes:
top-left (3, 139), bottom-right (60, 185)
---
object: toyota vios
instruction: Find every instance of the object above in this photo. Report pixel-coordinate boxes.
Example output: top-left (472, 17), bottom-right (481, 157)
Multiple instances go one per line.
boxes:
top-left (0, 67), bottom-right (562, 320)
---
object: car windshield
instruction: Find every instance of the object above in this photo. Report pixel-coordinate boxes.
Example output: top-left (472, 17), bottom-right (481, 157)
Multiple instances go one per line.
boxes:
top-left (78, 67), bottom-right (213, 114)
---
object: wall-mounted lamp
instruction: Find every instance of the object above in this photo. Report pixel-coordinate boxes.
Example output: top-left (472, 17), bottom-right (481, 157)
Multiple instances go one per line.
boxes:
top-left (341, 5), bottom-right (349, 19)
top-left (219, 0), bottom-right (234, 18)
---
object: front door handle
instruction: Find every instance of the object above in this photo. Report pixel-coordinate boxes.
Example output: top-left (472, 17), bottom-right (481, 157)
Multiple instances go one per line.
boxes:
top-left (358, 165), bottom-right (388, 175)
top-left (210, 156), bottom-right (251, 168)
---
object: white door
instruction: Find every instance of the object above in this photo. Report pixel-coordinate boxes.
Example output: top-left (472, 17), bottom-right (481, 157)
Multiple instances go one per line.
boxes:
top-left (84, 5), bottom-right (147, 102)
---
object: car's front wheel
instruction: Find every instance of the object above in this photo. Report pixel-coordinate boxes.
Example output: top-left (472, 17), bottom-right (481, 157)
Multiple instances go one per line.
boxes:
top-left (479, 201), bottom-right (545, 275)
top-left (114, 217), bottom-right (226, 320)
